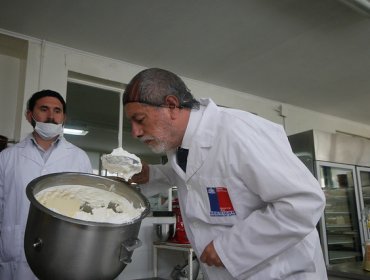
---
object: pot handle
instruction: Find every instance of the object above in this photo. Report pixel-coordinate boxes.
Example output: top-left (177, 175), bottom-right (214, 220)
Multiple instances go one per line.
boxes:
top-left (120, 238), bottom-right (142, 264)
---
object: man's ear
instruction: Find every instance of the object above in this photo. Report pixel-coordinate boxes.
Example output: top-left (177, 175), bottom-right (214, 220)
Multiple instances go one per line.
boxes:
top-left (164, 95), bottom-right (180, 109)
top-left (25, 110), bottom-right (32, 124)
top-left (164, 95), bottom-right (181, 120)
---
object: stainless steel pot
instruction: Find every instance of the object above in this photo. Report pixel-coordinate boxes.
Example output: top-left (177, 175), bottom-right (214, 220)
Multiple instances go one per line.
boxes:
top-left (24, 172), bottom-right (150, 280)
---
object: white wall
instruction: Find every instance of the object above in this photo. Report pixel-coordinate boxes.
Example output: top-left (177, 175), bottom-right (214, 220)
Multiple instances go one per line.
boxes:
top-left (0, 54), bottom-right (21, 140)
top-left (283, 103), bottom-right (370, 137)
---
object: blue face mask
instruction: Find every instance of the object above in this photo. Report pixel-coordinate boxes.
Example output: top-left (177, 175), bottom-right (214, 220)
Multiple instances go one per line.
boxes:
top-left (33, 117), bottom-right (63, 140)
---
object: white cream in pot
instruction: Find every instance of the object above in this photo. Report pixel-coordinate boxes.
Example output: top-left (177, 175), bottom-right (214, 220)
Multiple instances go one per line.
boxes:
top-left (35, 184), bottom-right (145, 224)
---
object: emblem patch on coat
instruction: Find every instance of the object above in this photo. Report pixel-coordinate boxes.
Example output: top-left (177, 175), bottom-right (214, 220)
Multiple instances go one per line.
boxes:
top-left (207, 187), bottom-right (236, 216)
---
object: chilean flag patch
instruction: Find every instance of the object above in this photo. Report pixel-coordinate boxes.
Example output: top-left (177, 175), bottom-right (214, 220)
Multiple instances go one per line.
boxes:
top-left (207, 187), bottom-right (236, 216)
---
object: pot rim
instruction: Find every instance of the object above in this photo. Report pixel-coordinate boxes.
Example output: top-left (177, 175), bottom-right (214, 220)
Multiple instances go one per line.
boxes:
top-left (26, 172), bottom-right (151, 227)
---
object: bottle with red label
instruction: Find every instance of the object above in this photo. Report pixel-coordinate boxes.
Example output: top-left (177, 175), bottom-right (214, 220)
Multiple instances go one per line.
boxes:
top-left (170, 198), bottom-right (189, 244)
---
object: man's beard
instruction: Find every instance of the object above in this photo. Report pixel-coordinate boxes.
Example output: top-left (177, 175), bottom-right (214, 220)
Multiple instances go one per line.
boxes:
top-left (138, 115), bottom-right (177, 154)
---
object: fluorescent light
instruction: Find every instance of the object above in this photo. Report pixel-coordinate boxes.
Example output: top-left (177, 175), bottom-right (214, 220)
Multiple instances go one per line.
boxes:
top-left (63, 128), bottom-right (89, 136)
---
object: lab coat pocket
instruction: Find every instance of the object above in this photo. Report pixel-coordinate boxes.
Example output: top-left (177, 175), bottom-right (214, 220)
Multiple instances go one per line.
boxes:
top-left (0, 225), bottom-right (23, 262)
top-left (185, 176), bottom-right (239, 225)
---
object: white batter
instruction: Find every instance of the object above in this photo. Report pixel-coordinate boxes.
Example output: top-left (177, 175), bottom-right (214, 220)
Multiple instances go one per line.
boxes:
top-left (35, 184), bottom-right (145, 224)
top-left (101, 147), bottom-right (142, 181)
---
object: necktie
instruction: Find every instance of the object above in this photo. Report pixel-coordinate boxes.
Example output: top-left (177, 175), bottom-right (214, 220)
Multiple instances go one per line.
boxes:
top-left (176, 147), bottom-right (189, 172)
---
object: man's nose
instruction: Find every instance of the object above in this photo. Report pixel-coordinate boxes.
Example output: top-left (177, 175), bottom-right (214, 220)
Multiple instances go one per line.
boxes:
top-left (47, 110), bottom-right (55, 119)
top-left (131, 123), bottom-right (143, 138)
top-left (46, 116), bottom-right (55, 123)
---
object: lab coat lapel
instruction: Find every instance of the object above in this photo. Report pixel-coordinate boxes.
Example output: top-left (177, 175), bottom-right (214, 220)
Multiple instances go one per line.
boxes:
top-left (19, 136), bottom-right (44, 166)
top-left (185, 99), bottom-right (220, 181)
top-left (169, 151), bottom-right (186, 178)
top-left (170, 143), bottom-right (204, 181)
top-left (46, 138), bottom-right (72, 163)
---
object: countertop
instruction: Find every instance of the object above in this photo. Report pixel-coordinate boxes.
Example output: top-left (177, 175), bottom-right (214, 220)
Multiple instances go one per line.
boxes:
top-left (327, 262), bottom-right (370, 280)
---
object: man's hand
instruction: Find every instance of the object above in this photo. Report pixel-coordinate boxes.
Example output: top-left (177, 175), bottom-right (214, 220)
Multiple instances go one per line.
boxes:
top-left (129, 162), bottom-right (149, 184)
top-left (200, 241), bottom-right (224, 267)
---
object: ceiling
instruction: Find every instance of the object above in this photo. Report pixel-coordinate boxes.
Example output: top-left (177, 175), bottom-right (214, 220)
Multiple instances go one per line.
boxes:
top-left (1, 1), bottom-right (370, 138)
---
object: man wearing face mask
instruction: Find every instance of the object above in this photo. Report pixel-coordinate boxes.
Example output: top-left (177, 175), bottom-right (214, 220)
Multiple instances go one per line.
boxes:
top-left (0, 89), bottom-right (92, 279)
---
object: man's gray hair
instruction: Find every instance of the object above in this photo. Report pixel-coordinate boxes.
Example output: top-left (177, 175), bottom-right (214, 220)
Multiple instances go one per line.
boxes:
top-left (123, 68), bottom-right (200, 109)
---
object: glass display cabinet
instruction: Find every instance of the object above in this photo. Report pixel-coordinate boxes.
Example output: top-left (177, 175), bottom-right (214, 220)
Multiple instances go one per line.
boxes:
top-left (317, 162), bottom-right (363, 264)
top-left (288, 130), bottom-right (370, 266)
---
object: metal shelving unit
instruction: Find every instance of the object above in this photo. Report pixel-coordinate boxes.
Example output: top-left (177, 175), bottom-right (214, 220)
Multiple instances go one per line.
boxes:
top-left (152, 242), bottom-right (195, 280)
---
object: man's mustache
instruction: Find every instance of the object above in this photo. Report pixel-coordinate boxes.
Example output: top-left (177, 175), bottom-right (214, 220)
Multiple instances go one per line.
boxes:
top-left (139, 136), bottom-right (155, 143)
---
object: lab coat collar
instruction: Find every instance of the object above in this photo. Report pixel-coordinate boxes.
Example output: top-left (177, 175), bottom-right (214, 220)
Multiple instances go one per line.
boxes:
top-left (195, 98), bottom-right (220, 147)
top-left (173, 98), bottom-right (220, 181)
top-left (19, 134), bottom-right (77, 166)
top-left (15, 135), bottom-right (43, 166)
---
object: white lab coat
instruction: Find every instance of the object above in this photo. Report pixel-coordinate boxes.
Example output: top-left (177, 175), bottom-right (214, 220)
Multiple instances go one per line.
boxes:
top-left (0, 134), bottom-right (92, 279)
top-left (141, 99), bottom-right (327, 280)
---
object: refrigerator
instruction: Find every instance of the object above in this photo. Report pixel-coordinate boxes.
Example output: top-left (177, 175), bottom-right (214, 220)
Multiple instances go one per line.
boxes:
top-left (288, 130), bottom-right (370, 265)
top-left (357, 167), bottom-right (370, 241)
